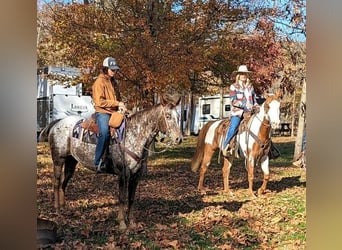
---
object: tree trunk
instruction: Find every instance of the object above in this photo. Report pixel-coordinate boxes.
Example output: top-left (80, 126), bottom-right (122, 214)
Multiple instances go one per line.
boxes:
top-left (290, 89), bottom-right (296, 136)
top-left (219, 86), bottom-right (224, 119)
top-left (185, 92), bottom-right (192, 136)
top-left (180, 95), bottom-right (185, 136)
top-left (293, 79), bottom-right (306, 160)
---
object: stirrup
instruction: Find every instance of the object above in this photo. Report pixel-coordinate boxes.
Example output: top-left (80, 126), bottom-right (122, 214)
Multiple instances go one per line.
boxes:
top-left (222, 144), bottom-right (232, 157)
top-left (96, 159), bottom-right (107, 173)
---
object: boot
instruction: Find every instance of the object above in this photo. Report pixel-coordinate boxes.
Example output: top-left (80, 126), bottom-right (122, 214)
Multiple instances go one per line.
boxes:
top-left (222, 135), bottom-right (237, 157)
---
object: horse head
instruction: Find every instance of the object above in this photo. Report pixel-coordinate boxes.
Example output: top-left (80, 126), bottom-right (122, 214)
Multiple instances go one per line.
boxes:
top-left (262, 89), bottom-right (282, 130)
top-left (158, 93), bottom-right (183, 145)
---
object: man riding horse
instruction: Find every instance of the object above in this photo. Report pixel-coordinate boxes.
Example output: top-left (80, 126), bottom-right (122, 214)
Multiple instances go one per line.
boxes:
top-left (91, 57), bottom-right (127, 173)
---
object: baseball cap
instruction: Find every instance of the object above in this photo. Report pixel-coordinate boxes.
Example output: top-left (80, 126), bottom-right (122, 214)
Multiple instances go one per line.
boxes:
top-left (103, 57), bottom-right (120, 70)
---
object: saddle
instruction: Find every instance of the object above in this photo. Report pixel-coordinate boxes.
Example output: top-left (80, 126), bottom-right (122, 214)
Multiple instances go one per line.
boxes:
top-left (80, 117), bottom-right (99, 134)
top-left (220, 112), bottom-right (253, 147)
top-left (221, 111), bottom-right (280, 160)
top-left (219, 112), bottom-right (256, 158)
top-left (80, 115), bottom-right (117, 137)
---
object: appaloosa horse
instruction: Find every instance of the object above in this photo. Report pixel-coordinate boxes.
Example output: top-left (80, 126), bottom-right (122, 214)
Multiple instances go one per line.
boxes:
top-left (191, 91), bottom-right (281, 198)
top-left (40, 94), bottom-right (183, 230)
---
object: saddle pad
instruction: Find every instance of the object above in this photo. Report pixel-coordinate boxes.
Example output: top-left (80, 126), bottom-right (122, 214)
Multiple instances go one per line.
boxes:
top-left (72, 118), bottom-right (126, 144)
top-left (72, 119), bottom-right (97, 144)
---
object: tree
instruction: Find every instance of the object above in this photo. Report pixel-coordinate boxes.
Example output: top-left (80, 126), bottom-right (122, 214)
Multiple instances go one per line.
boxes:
top-left (294, 78), bottom-right (306, 159)
top-left (37, 0), bottom-right (305, 112)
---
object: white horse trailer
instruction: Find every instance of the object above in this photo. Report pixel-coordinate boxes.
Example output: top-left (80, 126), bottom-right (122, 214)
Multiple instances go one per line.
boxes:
top-left (37, 66), bottom-right (95, 137)
top-left (193, 95), bottom-right (231, 134)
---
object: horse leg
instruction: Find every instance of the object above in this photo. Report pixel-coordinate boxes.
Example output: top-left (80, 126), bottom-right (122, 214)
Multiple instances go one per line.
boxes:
top-left (246, 156), bottom-right (257, 198)
top-left (118, 170), bottom-right (128, 230)
top-left (198, 147), bottom-right (215, 194)
top-left (222, 158), bottom-right (234, 196)
top-left (52, 161), bottom-right (64, 214)
top-left (257, 157), bottom-right (270, 196)
top-left (127, 168), bottom-right (143, 229)
top-left (60, 156), bottom-right (77, 206)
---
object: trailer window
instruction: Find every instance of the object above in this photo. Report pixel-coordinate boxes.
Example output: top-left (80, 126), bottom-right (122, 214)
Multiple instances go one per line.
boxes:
top-left (183, 110), bottom-right (187, 121)
top-left (225, 104), bottom-right (231, 111)
top-left (202, 104), bottom-right (210, 114)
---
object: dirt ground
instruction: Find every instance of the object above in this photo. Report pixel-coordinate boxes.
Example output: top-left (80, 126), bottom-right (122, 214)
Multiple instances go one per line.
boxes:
top-left (37, 135), bottom-right (306, 249)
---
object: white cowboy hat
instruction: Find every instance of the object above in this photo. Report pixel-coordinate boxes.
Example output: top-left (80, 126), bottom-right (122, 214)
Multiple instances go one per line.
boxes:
top-left (234, 65), bottom-right (252, 74)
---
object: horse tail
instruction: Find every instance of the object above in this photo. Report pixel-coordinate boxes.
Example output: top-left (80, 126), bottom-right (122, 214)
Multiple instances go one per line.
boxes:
top-left (38, 119), bottom-right (62, 142)
top-left (191, 121), bottom-right (214, 172)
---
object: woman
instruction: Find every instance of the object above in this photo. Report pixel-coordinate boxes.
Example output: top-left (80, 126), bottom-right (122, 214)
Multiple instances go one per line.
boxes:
top-left (222, 65), bottom-right (258, 156)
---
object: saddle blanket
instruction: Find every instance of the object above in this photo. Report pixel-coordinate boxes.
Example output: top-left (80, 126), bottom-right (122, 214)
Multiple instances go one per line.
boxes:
top-left (72, 119), bottom-right (97, 144)
top-left (72, 119), bottom-right (126, 144)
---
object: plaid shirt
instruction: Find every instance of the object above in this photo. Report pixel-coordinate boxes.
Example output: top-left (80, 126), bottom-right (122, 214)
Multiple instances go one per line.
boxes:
top-left (229, 80), bottom-right (256, 117)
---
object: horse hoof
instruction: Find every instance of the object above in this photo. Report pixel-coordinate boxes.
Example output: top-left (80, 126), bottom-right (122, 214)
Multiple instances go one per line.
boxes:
top-left (198, 189), bottom-right (207, 195)
top-left (258, 189), bottom-right (270, 196)
top-left (228, 191), bottom-right (235, 198)
top-left (221, 190), bottom-right (234, 198)
top-left (248, 192), bottom-right (257, 199)
top-left (119, 222), bottom-right (127, 231)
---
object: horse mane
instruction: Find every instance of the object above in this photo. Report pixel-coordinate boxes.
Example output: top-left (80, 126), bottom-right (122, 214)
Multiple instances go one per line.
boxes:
top-left (38, 119), bottom-right (62, 142)
top-left (191, 121), bottom-right (215, 172)
top-left (127, 104), bottom-right (162, 123)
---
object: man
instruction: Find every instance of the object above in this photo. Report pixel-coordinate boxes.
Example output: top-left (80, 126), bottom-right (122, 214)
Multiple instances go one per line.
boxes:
top-left (92, 57), bottom-right (126, 173)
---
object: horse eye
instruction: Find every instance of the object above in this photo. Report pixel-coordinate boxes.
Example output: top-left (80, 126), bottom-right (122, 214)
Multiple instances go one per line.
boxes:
top-left (166, 114), bottom-right (171, 119)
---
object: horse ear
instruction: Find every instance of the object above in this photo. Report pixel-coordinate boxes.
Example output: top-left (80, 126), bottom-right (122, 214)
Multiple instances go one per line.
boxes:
top-left (275, 89), bottom-right (283, 99)
top-left (160, 93), bottom-right (181, 107)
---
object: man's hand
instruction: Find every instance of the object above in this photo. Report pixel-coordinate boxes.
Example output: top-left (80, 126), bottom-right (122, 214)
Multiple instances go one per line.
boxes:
top-left (118, 102), bottom-right (127, 113)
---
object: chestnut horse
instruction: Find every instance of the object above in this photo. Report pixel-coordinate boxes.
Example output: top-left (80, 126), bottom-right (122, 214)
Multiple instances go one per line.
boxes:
top-left (39, 94), bottom-right (183, 230)
top-left (191, 92), bottom-right (281, 198)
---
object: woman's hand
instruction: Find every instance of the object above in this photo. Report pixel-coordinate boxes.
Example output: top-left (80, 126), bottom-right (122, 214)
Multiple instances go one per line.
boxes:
top-left (246, 102), bottom-right (253, 110)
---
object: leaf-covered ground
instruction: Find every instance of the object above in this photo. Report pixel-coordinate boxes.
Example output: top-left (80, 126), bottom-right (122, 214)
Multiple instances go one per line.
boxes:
top-left (37, 136), bottom-right (306, 249)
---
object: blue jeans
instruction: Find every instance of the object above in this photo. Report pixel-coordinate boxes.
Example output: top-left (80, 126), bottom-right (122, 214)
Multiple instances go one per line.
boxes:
top-left (94, 112), bottom-right (111, 166)
top-left (223, 115), bottom-right (241, 149)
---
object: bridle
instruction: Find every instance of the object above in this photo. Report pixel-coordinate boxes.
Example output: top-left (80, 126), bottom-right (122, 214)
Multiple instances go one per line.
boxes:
top-left (143, 105), bottom-right (179, 153)
top-left (119, 104), bottom-right (178, 163)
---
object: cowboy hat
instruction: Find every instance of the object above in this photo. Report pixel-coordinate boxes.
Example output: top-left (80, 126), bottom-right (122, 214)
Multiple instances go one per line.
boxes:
top-left (233, 65), bottom-right (252, 74)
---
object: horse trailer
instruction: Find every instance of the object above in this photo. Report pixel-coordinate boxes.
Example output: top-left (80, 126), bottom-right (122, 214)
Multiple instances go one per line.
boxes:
top-left (37, 66), bottom-right (95, 137)
top-left (191, 94), bottom-right (231, 134)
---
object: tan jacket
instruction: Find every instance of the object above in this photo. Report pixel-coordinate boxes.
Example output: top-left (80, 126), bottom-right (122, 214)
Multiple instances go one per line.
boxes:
top-left (92, 73), bottom-right (120, 114)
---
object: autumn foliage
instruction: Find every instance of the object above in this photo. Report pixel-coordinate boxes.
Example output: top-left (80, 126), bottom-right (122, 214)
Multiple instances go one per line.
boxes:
top-left (37, 0), bottom-right (305, 107)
